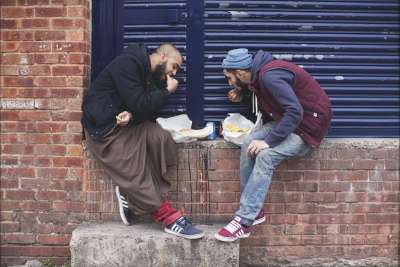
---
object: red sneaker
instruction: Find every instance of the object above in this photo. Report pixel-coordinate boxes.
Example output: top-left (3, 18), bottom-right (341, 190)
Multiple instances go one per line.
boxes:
top-left (253, 210), bottom-right (266, 225)
top-left (215, 216), bottom-right (252, 242)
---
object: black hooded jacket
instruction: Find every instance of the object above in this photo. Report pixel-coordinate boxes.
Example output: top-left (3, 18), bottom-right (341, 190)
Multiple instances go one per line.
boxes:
top-left (81, 44), bottom-right (170, 140)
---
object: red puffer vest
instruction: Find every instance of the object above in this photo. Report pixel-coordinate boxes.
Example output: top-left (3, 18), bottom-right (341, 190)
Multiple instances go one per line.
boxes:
top-left (249, 60), bottom-right (332, 148)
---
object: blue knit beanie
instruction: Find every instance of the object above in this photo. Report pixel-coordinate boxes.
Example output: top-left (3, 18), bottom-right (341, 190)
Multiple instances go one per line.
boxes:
top-left (222, 48), bottom-right (253, 69)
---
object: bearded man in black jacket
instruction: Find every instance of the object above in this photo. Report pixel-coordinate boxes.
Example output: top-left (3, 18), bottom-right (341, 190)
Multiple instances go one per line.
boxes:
top-left (81, 43), bottom-right (204, 239)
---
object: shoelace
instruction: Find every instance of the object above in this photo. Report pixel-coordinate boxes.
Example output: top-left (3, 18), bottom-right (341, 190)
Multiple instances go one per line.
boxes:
top-left (225, 217), bottom-right (242, 234)
top-left (177, 217), bottom-right (192, 228)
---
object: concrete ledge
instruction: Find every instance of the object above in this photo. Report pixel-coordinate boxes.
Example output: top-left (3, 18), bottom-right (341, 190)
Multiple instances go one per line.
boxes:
top-left (176, 138), bottom-right (399, 149)
top-left (70, 222), bottom-right (239, 267)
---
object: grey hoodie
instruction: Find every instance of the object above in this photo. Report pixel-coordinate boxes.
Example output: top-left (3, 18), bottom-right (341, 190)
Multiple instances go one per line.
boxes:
top-left (250, 50), bottom-right (304, 148)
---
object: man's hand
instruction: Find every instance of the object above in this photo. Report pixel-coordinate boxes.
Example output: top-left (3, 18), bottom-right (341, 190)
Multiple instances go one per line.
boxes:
top-left (116, 111), bottom-right (132, 126)
top-left (247, 140), bottom-right (269, 156)
top-left (227, 89), bottom-right (243, 103)
top-left (166, 75), bottom-right (178, 93)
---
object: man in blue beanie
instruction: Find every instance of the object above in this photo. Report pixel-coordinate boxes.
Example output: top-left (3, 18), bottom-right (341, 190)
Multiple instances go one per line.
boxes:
top-left (215, 48), bottom-right (332, 242)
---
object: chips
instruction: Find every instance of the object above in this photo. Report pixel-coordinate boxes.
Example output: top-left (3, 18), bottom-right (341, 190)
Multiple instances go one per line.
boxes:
top-left (225, 123), bottom-right (249, 133)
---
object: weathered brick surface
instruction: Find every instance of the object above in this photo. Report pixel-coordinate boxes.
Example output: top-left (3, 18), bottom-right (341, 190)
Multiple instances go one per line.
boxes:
top-left (83, 140), bottom-right (399, 265)
top-left (0, 0), bottom-right (90, 266)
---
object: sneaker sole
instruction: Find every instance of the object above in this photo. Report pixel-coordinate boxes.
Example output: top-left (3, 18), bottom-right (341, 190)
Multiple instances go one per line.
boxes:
top-left (164, 228), bottom-right (204, 240)
top-left (214, 232), bottom-right (250, 242)
top-left (253, 216), bottom-right (266, 226)
top-left (115, 186), bottom-right (130, 225)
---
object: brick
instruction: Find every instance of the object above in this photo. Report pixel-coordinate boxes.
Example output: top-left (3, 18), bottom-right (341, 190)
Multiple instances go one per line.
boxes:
top-left (317, 225), bottom-right (339, 234)
top-left (319, 203), bottom-right (349, 213)
top-left (208, 181), bottom-right (239, 192)
top-left (2, 233), bottom-right (36, 244)
top-left (35, 53), bottom-right (68, 64)
top-left (269, 214), bottom-right (298, 225)
top-left (319, 182), bottom-right (350, 192)
top-left (320, 160), bottom-right (353, 170)
top-left (286, 203), bottom-right (319, 214)
top-left (0, 19), bottom-right (18, 29)
top-left (20, 201), bottom-right (52, 211)
top-left (18, 111), bottom-right (50, 121)
top-left (37, 234), bottom-right (71, 245)
top-left (52, 0), bottom-right (86, 5)
top-left (209, 192), bottom-right (237, 202)
top-left (369, 170), bottom-right (399, 181)
top-left (2, 144), bottom-right (34, 154)
top-left (51, 111), bottom-right (82, 121)
top-left (366, 213), bottom-right (399, 224)
top-left (2, 7), bottom-right (34, 18)
top-left (67, 6), bottom-right (88, 17)
top-left (68, 53), bottom-right (89, 64)
top-left (352, 159), bottom-right (385, 170)
top-left (35, 30), bottom-right (66, 41)
top-left (256, 204), bottom-right (280, 215)
top-left (1, 168), bottom-right (35, 178)
top-left (274, 171), bottom-right (303, 181)
top-left (53, 42), bottom-right (87, 52)
top-left (1, 54), bottom-right (35, 65)
top-left (37, 191), bottom-right (67, 200)
top-left (287, 159), bottom-right (320, 170)
top-left (52, 65), bottom-right (84, 76)
top-left (52, 201), bottom-right (84, 212)
top-left (383, 192), bottom-right (400, 202)
top-left (1, 0), bottom-right (16, 5)
top-left (383, 181), bottom-right (400, 191)
top-left (302, 235), bottom-right (323, 245)
top-left (35, 77), bottom-right (66, 87)
top-left (385, 160), bottom-right (399, 170)
top-left (336, 192), bottom-right (367, 203)
top-left (5, 190), bottom-right (35, 200)
top-left (340, 170), bottom-right (369, 181)
top-left (286, 224), bottom-right (317, 235)
top-left (1, 156), bottom-right (19, 166)
top-left (36, 168), bottom-right (67, 178)
top-left (0, 222), bottom-right (20, 233)
top-left (304, 192), bottom-right (335, 203)
top-left (285, 182), bottom-right (318, 192)
top-left (20, 42), bottom-right (51, 52)
top-left (21, 18), bottom-right (49, 28)
top-left (0, 178), bottom-right (19, 188)
top-left (50, 88), bottom-right (81, 98)
top-left (20, 178), bottom-right (50, 189)
top-left (3, 77), bottom-right (34, 87)
top-left (1, 31), bottom-right (34, 41)
top-left (35, 7), bottom-right (66, 17)
top-left (18, 0), bottom-right (50, 5)
top-left (36, 122), bottom-right (67, 132)
top-left (65, 30), bottom-right (85, 41)
top-left (1, 41), bottom-right (19, 52)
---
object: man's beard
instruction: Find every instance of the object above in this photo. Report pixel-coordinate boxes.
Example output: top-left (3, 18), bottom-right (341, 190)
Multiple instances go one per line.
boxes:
top-left (151, 62), bottom-right (168, 88)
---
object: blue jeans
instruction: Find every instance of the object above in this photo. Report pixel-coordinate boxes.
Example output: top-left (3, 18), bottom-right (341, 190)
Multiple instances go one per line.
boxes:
top-left (236, 122), bottom-right (310, 226)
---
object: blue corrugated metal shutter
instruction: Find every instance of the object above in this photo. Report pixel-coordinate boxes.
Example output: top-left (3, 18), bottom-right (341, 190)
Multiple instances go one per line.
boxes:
top-left (92, 0), bottom-right (400, 137)
top-left (203, 0), bottom-right (400, 136)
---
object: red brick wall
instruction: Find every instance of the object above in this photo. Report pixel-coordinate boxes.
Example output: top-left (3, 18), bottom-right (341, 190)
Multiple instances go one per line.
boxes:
top-left (1, 1), bottom-right (399, 267)
top-left (85, 140), bottom-right (399, 265)
top-left (1, 0), bottom-right (90, 266)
